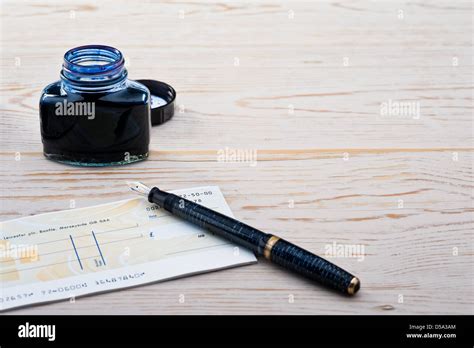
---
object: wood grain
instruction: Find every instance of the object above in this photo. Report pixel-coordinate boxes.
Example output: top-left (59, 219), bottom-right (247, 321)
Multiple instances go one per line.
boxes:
top-left (0, 0), bottom-right (473, 314)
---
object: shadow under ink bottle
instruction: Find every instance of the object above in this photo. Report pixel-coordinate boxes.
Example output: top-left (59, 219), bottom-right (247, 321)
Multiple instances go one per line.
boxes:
top-left (39, 45), bottom-right (151, 166)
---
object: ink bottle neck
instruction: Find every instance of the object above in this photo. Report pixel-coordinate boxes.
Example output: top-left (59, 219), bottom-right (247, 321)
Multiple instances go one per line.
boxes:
top-left (60, 45), bottom-right (128, 93)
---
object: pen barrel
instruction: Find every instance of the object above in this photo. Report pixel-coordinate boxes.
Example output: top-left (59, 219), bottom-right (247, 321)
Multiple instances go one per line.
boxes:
top-left (153, 190), bottom-right (269, 254)
top-left (267, 237), bottom-right (360, 295)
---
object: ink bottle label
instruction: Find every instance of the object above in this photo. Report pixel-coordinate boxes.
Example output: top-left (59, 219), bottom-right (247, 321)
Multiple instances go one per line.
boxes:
top-left (39, 45), bottom-right (151, 166)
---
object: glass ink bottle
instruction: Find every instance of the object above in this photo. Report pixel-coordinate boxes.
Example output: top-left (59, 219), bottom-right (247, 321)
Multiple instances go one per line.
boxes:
top-left (39, 45), bottom-right (151, 166)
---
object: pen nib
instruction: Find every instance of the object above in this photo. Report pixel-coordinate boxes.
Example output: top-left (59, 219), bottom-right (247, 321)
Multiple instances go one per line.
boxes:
top-left (127, 181), bottom-right (151, 197)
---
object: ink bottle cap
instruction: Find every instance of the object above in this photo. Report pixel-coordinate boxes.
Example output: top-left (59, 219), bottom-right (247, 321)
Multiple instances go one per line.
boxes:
top-left (136, 79), bottom-right (176, 126)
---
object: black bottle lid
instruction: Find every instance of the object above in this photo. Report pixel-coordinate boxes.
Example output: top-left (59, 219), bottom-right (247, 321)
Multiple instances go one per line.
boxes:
top-left (136, 79), bottom-right (176, 126)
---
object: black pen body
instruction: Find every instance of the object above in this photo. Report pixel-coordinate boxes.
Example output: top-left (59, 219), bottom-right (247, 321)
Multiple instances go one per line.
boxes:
top-left (148, 187), bottom-right (360, 295)
top-left (148, 187), bottom-right (271, 254)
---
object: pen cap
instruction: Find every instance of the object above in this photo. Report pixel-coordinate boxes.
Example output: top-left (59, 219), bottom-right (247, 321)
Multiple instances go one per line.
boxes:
top-left (136, 79), bottom-right (176, 126)
top-left (266, 237), bottom-right (360, 295)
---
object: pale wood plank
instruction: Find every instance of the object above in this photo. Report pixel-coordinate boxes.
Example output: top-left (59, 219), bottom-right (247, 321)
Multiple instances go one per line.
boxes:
top-left (1, 150), bottom-right (472, 314)
top-left (0, 0), bottom-right (473, 314)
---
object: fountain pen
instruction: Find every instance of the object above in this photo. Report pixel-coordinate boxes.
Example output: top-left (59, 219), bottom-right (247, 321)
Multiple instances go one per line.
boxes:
top-left (127, 182), bottom-right (360, 295)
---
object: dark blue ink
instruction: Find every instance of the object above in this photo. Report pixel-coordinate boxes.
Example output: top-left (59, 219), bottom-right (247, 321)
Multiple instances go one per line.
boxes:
top-left (39, 45), bottom-right (150, 166)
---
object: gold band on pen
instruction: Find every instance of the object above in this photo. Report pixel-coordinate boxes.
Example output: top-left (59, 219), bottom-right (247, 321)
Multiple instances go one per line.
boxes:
top-left (347, 277), bottom-right (360, 295)
top-left (263, 235), bottom-right (280, 260)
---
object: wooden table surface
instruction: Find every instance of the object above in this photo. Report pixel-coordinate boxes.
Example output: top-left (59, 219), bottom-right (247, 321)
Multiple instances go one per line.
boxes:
top-left (1, 0), bottom-right (472, 315)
